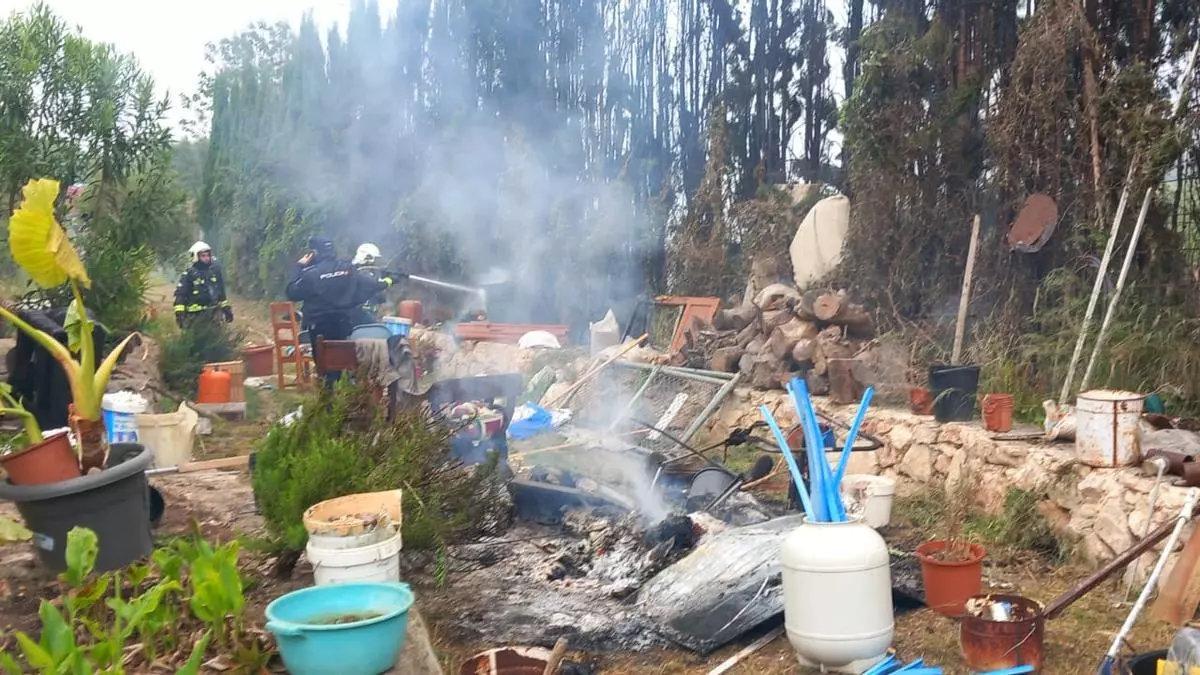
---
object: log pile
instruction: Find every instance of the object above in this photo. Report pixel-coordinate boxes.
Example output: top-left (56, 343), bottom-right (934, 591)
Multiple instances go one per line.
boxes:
top-left (680, 283), bottom-right (875, 392)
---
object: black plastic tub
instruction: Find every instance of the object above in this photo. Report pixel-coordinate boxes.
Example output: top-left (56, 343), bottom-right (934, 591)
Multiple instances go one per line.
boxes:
top-left (929, 364), bottom-right (981, 422)
top-left (0, 443), bottom-right (153, 572)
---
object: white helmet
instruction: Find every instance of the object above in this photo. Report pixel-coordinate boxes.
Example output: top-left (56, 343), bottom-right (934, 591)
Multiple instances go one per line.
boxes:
top-left (188, 241), bottom-right (212, 263)
top-left (353, 243), bottom-right (382, 267)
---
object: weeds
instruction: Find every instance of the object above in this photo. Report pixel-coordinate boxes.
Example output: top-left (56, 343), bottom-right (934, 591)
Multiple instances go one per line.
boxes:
top-left (5, 527), bottom-right (264, 675)
top-left (157, 319), bottom-right (241, 396)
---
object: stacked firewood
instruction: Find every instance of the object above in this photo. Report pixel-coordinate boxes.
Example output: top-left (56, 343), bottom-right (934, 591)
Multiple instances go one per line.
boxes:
top-left (680, 284), bottom-right (874, 391)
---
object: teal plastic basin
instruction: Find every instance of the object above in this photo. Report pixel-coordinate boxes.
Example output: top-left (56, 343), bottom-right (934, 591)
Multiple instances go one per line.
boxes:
top-left (266, 582), bottom-right (414, 675)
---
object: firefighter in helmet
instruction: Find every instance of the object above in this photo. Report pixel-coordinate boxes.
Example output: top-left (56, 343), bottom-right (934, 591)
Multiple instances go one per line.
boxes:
top-left (173, 241), bottom-right (232, 328)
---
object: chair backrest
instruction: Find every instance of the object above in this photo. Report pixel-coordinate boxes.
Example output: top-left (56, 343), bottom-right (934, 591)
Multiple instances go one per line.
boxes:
top-left (313, 337), bottom-right (358, 374)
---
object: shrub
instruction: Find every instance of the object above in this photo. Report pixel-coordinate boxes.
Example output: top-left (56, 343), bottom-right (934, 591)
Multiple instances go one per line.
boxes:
top-left (158, 320), bottom-right (241, 396)
top-left (252, 381), bottom-right (507, 553)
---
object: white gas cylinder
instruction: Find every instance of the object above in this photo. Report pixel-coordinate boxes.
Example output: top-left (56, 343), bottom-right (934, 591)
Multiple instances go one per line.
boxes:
top-left (781, 518), bottom-right (893, 673)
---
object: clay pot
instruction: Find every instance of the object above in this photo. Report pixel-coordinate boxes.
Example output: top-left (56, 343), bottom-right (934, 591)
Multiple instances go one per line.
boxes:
top-left (981, 394), bottom-right (1014, 433)
top-left (0, 432), bottom-right (81, 485)
top-left (909, 387), bottom-right (934, 415)
top-left (915, 539), bottom-right (987, 616)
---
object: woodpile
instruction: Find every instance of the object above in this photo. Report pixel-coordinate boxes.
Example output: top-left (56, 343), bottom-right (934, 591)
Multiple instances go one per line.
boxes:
top-left (679, 284), bottom-right (875, 392)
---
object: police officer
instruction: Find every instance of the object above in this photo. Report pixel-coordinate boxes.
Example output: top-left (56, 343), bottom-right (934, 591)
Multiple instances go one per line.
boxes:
top-left (286, 237), bottom-right (399, 343)
top-left (174, 241), bottom-right (232, 328)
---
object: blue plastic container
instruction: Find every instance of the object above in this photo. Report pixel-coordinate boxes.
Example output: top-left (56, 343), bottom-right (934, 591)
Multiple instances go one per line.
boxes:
top-left (266, 582), bottom-right (415, 675)
top-left (382, 316), bottom-right (412, 337)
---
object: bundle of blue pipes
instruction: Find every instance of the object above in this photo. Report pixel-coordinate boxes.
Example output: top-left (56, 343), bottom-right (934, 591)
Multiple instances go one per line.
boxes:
top-left (759, 376), bottom-right (874, 522)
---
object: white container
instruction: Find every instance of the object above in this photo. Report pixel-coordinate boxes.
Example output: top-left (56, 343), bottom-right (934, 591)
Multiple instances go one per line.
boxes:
top-left (101, 392), bottom-right (148, 444)
top-left (1076, 389), bottom-right (1145, 467)
top-left (306, 529), bottom-right (403, 586)
top-left (840, 475), bottom-right (896, 529)
top-left (781, 518), bottom-right (893, 673)
top-left (303, 490), bottom-right (403, 551)
top-left (135, 402), bottom-right (198, 468)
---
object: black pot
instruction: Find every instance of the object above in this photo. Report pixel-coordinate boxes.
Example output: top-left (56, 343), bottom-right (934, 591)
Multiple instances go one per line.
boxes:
top-left (0, 443), bottom-right (153, 572)
top-left (929, 364), bottom-right (981, 422)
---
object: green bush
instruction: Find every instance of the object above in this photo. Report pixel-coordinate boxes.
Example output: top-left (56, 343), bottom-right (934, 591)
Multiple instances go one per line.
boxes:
top-left (252, 381), bottom-right (505, 553)
top-left (158, 320), bottom-right (241, 396)
top-left (966, 488), bottom-right (1072, 562)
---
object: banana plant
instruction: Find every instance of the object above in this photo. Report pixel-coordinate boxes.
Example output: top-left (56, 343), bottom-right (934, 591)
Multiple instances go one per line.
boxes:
top-left (0, 179), bottom-right (137, 470)
top-left (0, 382), bottom-right (42, 444)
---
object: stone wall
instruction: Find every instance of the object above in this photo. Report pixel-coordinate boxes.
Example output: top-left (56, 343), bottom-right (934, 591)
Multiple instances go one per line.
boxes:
top-left (702, 387), bottom-right (1195, 581)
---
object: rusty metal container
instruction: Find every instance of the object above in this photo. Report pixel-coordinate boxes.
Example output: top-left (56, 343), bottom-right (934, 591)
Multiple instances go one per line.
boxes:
top-left (1076, 390), bottom-right (1144, 467)
top-left (960, 594), bottom-right (1044, 671)
top-left (459, 646), bottom-right (556, 675)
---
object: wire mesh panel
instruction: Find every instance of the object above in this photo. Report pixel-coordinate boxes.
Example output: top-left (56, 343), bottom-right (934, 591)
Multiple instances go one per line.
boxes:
top-left (564, 362), bottom-right (726, 457)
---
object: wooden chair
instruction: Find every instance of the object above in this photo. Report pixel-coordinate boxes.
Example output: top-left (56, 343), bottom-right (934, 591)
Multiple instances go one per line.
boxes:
top-left (270, 302), bottom-right (311, 390)
top-left (312, 337), bottom-right (359, 375)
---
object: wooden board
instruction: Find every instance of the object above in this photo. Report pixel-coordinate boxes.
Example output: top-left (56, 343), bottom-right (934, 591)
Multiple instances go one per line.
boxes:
top-left (1151, 524), bottom-right (1200, 625)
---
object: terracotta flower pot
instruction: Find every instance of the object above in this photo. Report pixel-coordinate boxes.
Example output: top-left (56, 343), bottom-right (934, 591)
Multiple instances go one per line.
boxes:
top-left (909, 387), bottom-right (934, 415)
top-left (915, 539), bottom-right (986, 616)
top-left (0, 432), bottom-right (81, 485)
top-left (982, 393), bottom-right (1014, 433)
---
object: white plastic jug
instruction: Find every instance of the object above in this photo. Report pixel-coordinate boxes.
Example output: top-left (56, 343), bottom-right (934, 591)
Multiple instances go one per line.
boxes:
top-left (781, 518), bottom-right (893, 673)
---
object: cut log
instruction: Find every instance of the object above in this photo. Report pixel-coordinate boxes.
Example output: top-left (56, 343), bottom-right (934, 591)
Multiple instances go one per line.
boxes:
top-left (735, 321), bottom-right (760, 348)
top-left (743, 351), bottom-right (788, 389)
top-left (737, 352), bottom-right (756, 374)
top-left (753, 283), bottom-right (800, 312)
top-left (709, 347), bottom-right (744, 373)
top-left (715, 303), bottom-right (759, 331)
top-left (760, 308), bottom-right (793, 333)
top-left (812, 292), bottom-right (844, 322)
top-left (827, 358), bottom-right (866, 404)
top-left (766, 318), bottom-right (819, 360)
top-left (805, 370), bottom-right (830, 396)
top-left (791, 338), bottom-right (818, 367)
top-left (795, 290), bottom-right (821, 321)
top-left (745, 337), bottom-right (765, 355)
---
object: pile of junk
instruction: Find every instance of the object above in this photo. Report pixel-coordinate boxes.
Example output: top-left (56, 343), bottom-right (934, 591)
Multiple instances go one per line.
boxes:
top-left (411, 343), bottom-right (1200, 675)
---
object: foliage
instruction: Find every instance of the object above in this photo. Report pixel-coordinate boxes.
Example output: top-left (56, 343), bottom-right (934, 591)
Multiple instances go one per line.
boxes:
top-left (158, 320), bottom-right (241, 396)
top-left (9, 527), bottom-right (263, 674)
top-left (0, 515), bottom-right (32, 543)
top-left (252, 380), bottom-right (506, 553)
top-left (0, 179), bottom-right (138, 424)
top-left (0, 381), bottom-right (42, 442)
top-left (966, 488), bottom-right (1073, 563)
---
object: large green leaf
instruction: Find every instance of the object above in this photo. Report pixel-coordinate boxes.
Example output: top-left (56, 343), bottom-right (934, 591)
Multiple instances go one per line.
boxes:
top-left (62, 527), bottom-right (97, 587)
top-left (37, 600), bottom-right (75, 663)
top-left (8, 178), bottom-right (91, 289)
top-left (0, 516), bottom-right (32, 544)
top-left (175, 630), bottom-right (212, 675)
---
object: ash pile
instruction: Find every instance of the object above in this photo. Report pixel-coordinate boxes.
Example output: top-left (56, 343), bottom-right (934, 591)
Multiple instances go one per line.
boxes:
top-left (414, 423), bottom-right (789, 652)
top-left (680, 281), bottom-right (877, 395)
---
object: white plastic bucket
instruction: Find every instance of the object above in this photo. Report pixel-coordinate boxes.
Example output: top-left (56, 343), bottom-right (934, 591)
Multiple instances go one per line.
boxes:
top-left (306, 529), bottom-right (403, 586)
top-left (1076, 390), bottom-right (1144, 467)
top-left (303, 490), bottom-right (403, 551)
top-left (134, 402), bottom-right (198, 468)
top-left (840, 475), bottom-right (896, 529)
top-left (101, 392), bottom-right (148, 444)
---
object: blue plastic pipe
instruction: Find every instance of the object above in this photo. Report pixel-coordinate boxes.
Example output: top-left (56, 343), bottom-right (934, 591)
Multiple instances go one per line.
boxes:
top-left (863, 654), bottom-right (898, 675)
top-left (977, 667), bottom-right (1035, 675)
top-left (759, 405), bottom-right (814, 519)
top-left (792, 377), bottom-right (844, 520)
top-left (834, 386), bottom-right (875, 487)
top-left (788, 378), bottom-right (830, 521)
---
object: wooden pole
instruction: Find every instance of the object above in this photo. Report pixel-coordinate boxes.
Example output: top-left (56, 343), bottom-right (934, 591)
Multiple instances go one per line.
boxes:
top-left (1058, 162), bottom-right (1136, 404)
top-left (544, 334), bottom-right (647, 408)
top-left (951, 215), bottom-right (981, 365)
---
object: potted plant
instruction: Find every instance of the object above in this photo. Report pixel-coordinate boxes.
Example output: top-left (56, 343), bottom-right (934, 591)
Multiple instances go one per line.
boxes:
top-left (0, 383), bottom-right (80, 485)
top-left (914, 473), bottom-right (986, 616)
top-left (0, 178), bottom-right (136, 471)
top-left (0, 178), bottom-right (152, 572)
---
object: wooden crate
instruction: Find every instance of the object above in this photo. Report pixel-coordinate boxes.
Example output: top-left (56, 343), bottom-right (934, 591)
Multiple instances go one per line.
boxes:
top-left (205, 361), bottom-right (245, 403)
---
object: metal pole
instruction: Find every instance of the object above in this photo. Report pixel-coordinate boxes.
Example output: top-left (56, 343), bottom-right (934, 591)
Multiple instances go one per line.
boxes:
top-left (607, 365), bottom-right (661, 432)
top-left (680, 371), bottom-right (744, 444)
top-left (1080, 187), bottom-right (1153, 391)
